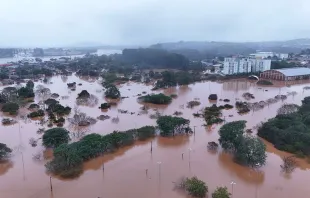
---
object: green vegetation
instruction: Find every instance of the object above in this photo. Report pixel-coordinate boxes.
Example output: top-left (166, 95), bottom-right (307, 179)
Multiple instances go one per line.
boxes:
top-left (219, 121), bottom-right (266, 167)
top-left (208, 94), bottom-right (218, 100)
top-left (204, 105), bottom-right (223, 125)
top-left (77, 90), bottom-right (90, 99)
top-left (185, 177), bottom-right (208, 198)
top-left (28, 103), bottom-right (39, 110)
top-left (153, 71), bottom-right (201, 89)
top-left (212, 187), bottom-right (231, 198)
top-left (28, 109), bottom-right (45, 118)
top-left (42, 128), bottom-right (71, 148)
top-left (156, 116), bottom-right (191, 136)
top-left (257, 80), bottom-right (273, 85)
top-left (18, 87), bottom-right (35, 98)
top-left (271, 60), bottom-right (299, 69)
top-left (235, 101), bottom-right (250, 114)
top-left (122, 48), bottom-right (189, 69)
top-left (104, 84), bottom-right (121, 99)
top-left (47, 103), bottom-right (71, 116)
top-left (26, 80), bottom-right (34, 89)
top-left (44, 98), bottom-right (58, 106)
top-left (1, 102), bottom-right (19, 115)
top-left (187, 101), bottom-right (201, 108)
top-left (0, 143), bottom-right (12, 161)
top-left (45, 126), bottom-right (156, 178)
top-left (136, 126), bottom-right (156, 140)
top-left (100, 103), bottom-right (111, 110)
top-left (139, 93), bottom-right (172, 105)
top-left (258, 96), bottom-right (310, 157)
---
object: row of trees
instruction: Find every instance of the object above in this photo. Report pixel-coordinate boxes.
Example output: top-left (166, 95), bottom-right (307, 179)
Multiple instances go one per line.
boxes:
top-left (44, 126), bottom-right (156, 178)
top-left (258, 97), bottom-right (310, 157)
top-left (43, 115), bottom-right (193, 178)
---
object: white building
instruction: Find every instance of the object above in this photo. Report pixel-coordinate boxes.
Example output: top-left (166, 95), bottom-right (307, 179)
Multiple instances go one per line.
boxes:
top-left (223, 58), bottom-right (271, 75)
top-left (250, 52), bottom-right (289, 60)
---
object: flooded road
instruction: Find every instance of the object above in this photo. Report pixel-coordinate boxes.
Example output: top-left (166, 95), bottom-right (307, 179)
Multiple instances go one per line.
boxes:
top-left (1, 75), bottom-right (310, 198)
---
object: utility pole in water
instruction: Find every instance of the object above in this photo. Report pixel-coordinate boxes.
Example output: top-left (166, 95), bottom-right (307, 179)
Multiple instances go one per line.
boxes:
top-left (50, 177), bottom-right (53, 192)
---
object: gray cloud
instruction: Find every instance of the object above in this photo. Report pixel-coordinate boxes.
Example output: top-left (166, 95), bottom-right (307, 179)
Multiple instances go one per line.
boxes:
top-left (0, 0), bottom-right (309, 47)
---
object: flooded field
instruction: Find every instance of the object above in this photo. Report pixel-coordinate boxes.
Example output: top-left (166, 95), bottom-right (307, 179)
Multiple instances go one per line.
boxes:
top-left (1, 75), bottom-right (310, 198)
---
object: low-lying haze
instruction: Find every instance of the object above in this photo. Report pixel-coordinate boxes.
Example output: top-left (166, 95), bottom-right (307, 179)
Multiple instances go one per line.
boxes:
top-left (0, 0), bottom-right (309, 47)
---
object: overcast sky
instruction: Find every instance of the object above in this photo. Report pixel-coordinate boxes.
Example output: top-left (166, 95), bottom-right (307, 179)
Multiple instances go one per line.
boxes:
top-left (0, 0), bottom-right (309, 47)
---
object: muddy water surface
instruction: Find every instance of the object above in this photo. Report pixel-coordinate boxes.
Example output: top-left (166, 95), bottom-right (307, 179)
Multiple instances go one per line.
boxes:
top-left (1, 76), bottom-right (310, 198)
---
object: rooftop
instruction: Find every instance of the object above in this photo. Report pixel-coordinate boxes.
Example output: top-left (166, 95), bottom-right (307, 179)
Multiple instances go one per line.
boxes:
top-left (274, 67), bottom-right (310, 77)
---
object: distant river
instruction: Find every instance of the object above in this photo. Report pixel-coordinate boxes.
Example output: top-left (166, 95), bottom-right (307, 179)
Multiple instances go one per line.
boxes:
top-left (0, 49), bottom-right (122, 64)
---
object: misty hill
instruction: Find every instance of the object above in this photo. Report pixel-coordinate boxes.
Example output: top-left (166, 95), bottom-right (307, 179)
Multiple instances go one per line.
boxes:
top-left (150, 39), bottom-right (310, 59)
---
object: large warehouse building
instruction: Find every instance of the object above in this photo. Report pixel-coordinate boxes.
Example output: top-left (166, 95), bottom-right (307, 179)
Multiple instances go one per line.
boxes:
top-left (260, 67), bottom-right (310, 81)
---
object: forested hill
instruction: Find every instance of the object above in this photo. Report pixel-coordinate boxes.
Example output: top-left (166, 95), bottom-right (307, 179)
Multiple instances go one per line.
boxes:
top-left (149, 39), bottom-right (310, 59)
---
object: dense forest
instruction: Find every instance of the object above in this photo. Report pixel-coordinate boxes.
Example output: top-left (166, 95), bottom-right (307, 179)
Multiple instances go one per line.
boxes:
top-left (258, 97), bottom-right (310, 157)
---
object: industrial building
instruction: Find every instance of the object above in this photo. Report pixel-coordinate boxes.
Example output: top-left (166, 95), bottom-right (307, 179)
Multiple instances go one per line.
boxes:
top-left (223, 58), bottom-right (271, 75)
top-left (260, 67), bottom-right (310, 81)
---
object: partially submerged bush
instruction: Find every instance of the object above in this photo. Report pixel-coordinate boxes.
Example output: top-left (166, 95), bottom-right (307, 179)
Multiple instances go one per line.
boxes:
top-left (1, 102), bottom-right (19, 115)
top-left (204, 105), bottom-right (223, 125)
top-left (208, 94), bottom-right (218, 100)
top-left (212, 187), bottom-right (231, 198)
top-left (185, 176), bottom-right (208, 198)
top-left (280, 156), bottom-right (297, 173)
top-left (223, 104), bottom-right (233, 109)
top-left (42, 128), bottom-right (70, 148)
top-left (0, 143), bottom-right (12, 161)
top-left (170, 94), bottom-right (178, 98)
top-left (28, 103), bottom-right (40, 110)
top-left (104, 84), bottom-right (121, 99)
top-left (207, 141), bottom-right (219, 151)
top-left (28, 109), bottom-right (45, 118)
top-left (235, 101), bottom-right (250, 114)
top-left (100, 103), bottom-right (111, 110)
top-left (2, 118), bottom-right (17, 125)
top-left (139, 93), bottom-right (172, 105)
top-left (187, 101), bottom-right (201, 108)
top-left (77, 90), bottom-right (90, 99)
top-left (173, 111), bottom-right (183, 116)
top-left (51, 93), bottom-right (60, 98)
top-left (257, 80), bottom-right (273, 85)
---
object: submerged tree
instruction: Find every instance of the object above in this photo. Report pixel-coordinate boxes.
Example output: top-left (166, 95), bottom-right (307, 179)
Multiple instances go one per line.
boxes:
top-left (277, 104), bottom-right (299, 115)
top-left (234, 135), bottom-right (267, 168)
top-left (156, 116), bottom-right (192, 137)
top-left (280, 156), bottom-right (297, 173)
top-left (219, 121), bottom-right (246, 152)
top-left (219, 121), bottom-right (267, 168)
top-left (185, 176), bottom-right (208, 198)
top-left (138, 93), bottom-right (172, 105)
top-left (0, 143), bottom-right (12, 161)
top-left (104, 84), bottom-right (121, 99)
top-left (42, 128), bottom-right (71, 148)
top-left (212, 187), bottom-right (231, 198)
top-left (1, 102), bottom-right (19, 115)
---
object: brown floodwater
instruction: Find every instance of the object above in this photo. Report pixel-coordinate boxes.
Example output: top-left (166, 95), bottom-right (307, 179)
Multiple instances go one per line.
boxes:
top-left (1, 75), bottom-right (310, 198)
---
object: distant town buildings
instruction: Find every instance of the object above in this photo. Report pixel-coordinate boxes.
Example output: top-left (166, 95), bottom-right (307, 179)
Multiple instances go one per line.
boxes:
top-left (223, 58), bottom-right (271, 75)
top-left (249, 52), bottom-right (289, 60)
top-left (32, 48), bottom-right (97, 57)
